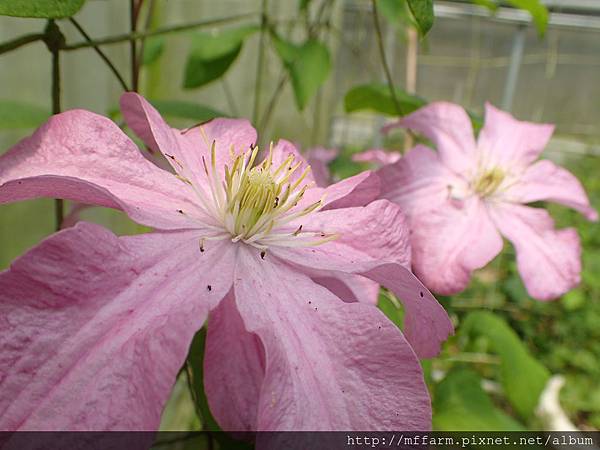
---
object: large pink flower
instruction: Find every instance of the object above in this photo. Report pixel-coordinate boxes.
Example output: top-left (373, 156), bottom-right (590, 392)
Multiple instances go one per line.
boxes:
top-left (0, 93), bottom-right (452, 433)
top-left (380, 102), bottom-right (598, 301)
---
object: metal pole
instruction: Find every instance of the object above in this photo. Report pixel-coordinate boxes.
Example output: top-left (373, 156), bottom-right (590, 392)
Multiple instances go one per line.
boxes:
top-left (501, 24), bottom-right (526, 111)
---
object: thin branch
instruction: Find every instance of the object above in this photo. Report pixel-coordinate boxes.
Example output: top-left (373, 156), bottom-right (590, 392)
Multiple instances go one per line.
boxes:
top-left (137, 0), bottom-right (156, 87)
top-left (221, 78), bottom-right (239, 116)
top-left (130, 0), bottom-right (141, 91)
top-left (61, 13), bottom-right (257, 51)
top-left (0, 33), bottom-right (44, 55)
top-left (252, 0), bottom-right (269, 125)
top-left (68, 18), bottom-right (129, 91)
top-left (258, 70), bottom-right (287, 133)
top-left (47, 20), bottom-right (63, 230)
top-left (371, 0), bottom-right (402, 115)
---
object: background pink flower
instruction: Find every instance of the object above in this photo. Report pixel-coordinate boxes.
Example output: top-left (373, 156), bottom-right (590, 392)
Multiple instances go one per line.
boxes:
top-left (0, 93), bottom-right (452, 434)
top-left (379, 102), bottom-right (598, 301)
top-left (353, 148), bottom-right (402, 167)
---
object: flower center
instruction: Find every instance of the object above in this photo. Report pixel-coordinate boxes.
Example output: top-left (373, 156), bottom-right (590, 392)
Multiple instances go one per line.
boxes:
top-left (175, 135), bottom-right (337, 251)
top-left (472, 167), bottom-right (505, 198)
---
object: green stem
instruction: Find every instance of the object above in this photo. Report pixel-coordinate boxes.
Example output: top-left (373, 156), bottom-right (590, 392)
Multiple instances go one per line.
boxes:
top-left (0, 33), bottom-right (44, 55)
top-left (69, 18), bottom-right (130, 91)
top-left (221, 78), bottom-right (239, 116)
top-left (130, 0), bottom-right (142, 92)
top-left (258, 70), bottom-right (287, 133)
top-left (371, 0), bottom-right (402, 115)
top-left (137, 0), bottom-right (156, 91)
top-left (252, 0), bottom-right (269, 126)
top-left (61, 13), bottom-right (257, 51)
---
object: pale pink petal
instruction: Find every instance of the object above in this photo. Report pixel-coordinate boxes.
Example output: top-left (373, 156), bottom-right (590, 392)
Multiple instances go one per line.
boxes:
top-left (313, 273), bottom-right (380, 305)
top-left (204, 292), bottom-right (265, 432)
top-left (121, 93), bottom-right (256, 190)
top-left (234, 246), bottom-right (431, 431)
top-left (301, 170), bottom-right (380, 211)
top-left (489, 203), bottom-right (582, 301)
top-left (0, 110), bottom-right (204, 230)
top-left (385, 102), bottom-right (477, 174)
top-left (504, 159), bottom-right (598, 221)
top-left (0, 223), bottom-right (235, 430)
top-left (477, 102), bottom-right (554, 169)
top-left (352, 148), bottom-right (401, 167)
top-left (409, 197), bottom-right (503, 295)
top-left (271, 200), bottom-right (453, 358)
top-left (378, 145), bottom-right (469, 216)
top-left (306, 146), bottom-right (338, 187)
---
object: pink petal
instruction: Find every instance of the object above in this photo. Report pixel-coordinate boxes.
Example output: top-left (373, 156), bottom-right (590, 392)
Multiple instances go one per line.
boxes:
top-left (301, 170), bottom-right (380, 211)
top-left (0, 110), bottom-right (203, 230)
top-left (234, 246), bottom-right (431, 431)
top-left (271, 200), bottom-right (453, 358)
top-left (408, 197), bottom-right (504, 296)
top-left (386, 102), bottom-right (477, 174)
top-left (477, 102), bottom-right (554, 169)
top-left (378, 144), bottom-right (468, 216)
top-left (505, 159), bottom-right (598, 221)
top-left (352, 148), bottom-right (401, 167)
top-left (270, 139), bottom-right (316, 186)
top-left (0, 222), bottom-right (236, 430)
top-left (204, 292), bottom-right (265, 432)
top-left (121, 93), bottom-right (256, 190)
top-left (313, 273), bottom-right (380, 305)
top-left (489, 203), bottom-right (582, 301)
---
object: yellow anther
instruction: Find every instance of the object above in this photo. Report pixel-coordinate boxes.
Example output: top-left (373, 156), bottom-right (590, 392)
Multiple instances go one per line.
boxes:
top-left (472, 167), bottom-right (505, 197)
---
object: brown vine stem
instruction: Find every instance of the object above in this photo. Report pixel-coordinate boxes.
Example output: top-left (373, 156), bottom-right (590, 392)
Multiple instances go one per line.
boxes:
top-left (0, 33), bottom-right (44, 55)
top-left (130, 0), bottom-right (143, 92)
top-left (68, 18), bottom-right (130, 91)
top-left (45, 20), bottom-right (64, 230)
top-left (371, 0), bottom-right (402, 116)
top-left (61, 13), bottom-right (257, 51)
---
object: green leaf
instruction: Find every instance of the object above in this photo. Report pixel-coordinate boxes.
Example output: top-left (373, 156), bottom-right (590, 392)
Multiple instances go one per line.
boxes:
top-left (142, 36), bottom-right (165, 66)
top-left (183, 26), bottom-right (258, 89)
top-left (433, 369), bottom-right (526, 430)
top-left (148, 100), bottom-right (227, 122)
top-left (462, 311), bottom-right (551, 418)
top-left (406, 0), bottom-right (434, 36)
top-left (272, 35), bottom-right (331, 111)
top-left (377, 291), bottom-right (404, 330)
top-left (186, 329), bottom-right (252, 449)
top-left (379, 0), bottom-right (415, 29)
top-left (0, 100), bottom-right (49, 129)
top-left (298, 0), bottom-right (311, 11)
top-left (0, 0), bottom-right (85, 18)
top-left (506, 0), bottom-right (548, 36)
top-left (344, 83), bottom-right (426, 116)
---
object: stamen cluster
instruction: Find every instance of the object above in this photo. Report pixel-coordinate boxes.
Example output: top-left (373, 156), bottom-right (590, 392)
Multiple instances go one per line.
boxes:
top-left (174, 134), bottom-right (337, 251)
top-left (471, 167), bottom-right (506, 198)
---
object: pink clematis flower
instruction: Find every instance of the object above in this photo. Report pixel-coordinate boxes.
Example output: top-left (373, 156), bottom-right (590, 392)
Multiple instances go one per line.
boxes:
top-left (379, 102), bottom-right (598, 301)
top-left (0, 93), bottom-right (452, 434)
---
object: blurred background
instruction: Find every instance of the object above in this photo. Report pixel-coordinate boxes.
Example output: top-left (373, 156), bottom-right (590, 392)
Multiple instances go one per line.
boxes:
top-left (1, 0), bottom-right (599, 437)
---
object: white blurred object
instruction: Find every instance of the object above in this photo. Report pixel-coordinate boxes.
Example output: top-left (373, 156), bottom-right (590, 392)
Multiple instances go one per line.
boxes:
top-left (536, 375), bottom-right (578, 431)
